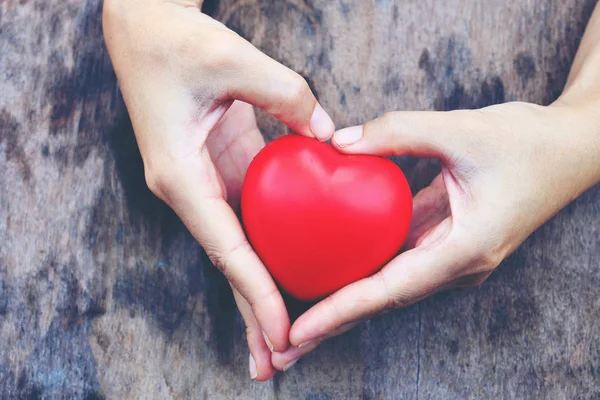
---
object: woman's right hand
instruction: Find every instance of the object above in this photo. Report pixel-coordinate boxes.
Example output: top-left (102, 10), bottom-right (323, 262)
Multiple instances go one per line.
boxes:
top-left (103, 0), bottom-right (335, 381)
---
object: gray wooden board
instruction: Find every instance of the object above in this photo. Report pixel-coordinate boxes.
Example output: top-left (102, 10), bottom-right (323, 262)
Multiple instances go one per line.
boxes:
top-left (0, 0), bottom-right (599, 398)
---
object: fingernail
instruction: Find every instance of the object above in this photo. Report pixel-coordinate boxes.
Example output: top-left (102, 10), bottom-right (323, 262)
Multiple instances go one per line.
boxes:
top-left (310, 103), bottom-right (335, 141)
top-left (298, 338), bottom-right (319, 349)
top-left (283, 358), bottom-right (300, 371)
top-left (262, 331), bottom-right (274, 352)
top-left (249, 353), bottom-right (257, 380)
top-left (334, 126), bottom-right (363, 147)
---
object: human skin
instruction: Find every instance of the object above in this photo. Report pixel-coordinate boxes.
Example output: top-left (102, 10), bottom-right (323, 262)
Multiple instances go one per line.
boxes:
top-left (103, 0), bottom-right (600, 380)
top-left (102, 0), bottom-right (335, 381)
top-left (271, 2), bottom-right (600, 372)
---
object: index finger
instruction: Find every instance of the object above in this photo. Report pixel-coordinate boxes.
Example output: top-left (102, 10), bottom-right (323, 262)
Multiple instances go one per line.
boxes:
top-left (194, 197), bottom-right (291, 352)
top-left (156, 159), bottom-right (291, 352)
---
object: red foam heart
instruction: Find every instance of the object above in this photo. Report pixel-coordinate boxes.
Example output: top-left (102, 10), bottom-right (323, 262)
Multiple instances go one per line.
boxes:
top-left (241, 135), bottom-right (412, 301)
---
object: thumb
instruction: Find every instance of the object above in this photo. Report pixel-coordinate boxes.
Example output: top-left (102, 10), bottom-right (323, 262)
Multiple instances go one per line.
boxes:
top-left (331, 110), bottom-right (477, 158)
top-left (224, 44), bottom-right (335, 141)
top-left (289, 218), bottom-right (463, 347)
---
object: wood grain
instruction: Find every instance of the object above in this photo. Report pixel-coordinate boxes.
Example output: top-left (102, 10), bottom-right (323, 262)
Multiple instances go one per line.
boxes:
top-left (0, 0), bottom-right (598, 398)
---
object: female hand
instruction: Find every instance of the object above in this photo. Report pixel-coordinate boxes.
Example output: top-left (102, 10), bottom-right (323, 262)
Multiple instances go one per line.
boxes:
top-left (103, 0), bottom-right (335, 381)
top-left (273, 100), bottom-right (599, 370)
top-left (271, 3), bottom-right (600, 371)
top-left (272, 99), bottom-right (600, 372)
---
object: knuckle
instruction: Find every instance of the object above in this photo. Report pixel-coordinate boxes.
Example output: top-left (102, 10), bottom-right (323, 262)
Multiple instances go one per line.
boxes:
top-left (246, 284), bottom-right (280, 312)
top-left (375, 112), bottom-right (404, 151)
top-left (174, 31), bottom-right (241, 75)
top-left (265, 73), bottom-right (312, 120)
top-left (209, 241), bottom-right (253, 280)
top-left (283, 74), bottom-right (311, 107)
top-left (378, 112), bottom-right (400, 132)
top-left (372, 271), bottom-right (405, 311)
top-left (386, 289), bottom-right (410, 310)
top-left (379, 111), bottom-right (400, 123)
top-left (209, 249), bottom-right (230, 276)
top-left (201, 37), bottom-right (241, 72)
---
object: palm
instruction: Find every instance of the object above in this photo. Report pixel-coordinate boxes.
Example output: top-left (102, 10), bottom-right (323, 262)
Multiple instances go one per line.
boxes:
top-left (405, 173), bottom-right (450, 249)
top-left (205, 101), bottom-right (266, 209)
top-left (406, 171), bottom-right (492, 289)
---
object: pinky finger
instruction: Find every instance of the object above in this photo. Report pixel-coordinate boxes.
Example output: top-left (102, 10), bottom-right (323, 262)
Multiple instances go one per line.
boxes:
top-left (232, 287), bottom-right (277, 381)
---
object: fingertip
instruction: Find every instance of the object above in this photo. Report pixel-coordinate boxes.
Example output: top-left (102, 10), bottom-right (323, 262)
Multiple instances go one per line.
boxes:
top-left (231, 287), bottom-right (279, 381)
top-left (268, 327), bottom-right (291, 353)
top-left (254, 372), bottom-right (276, 382)
top-left (258, 327), bottom-right (290, 355)
top-left (271, 352), bottom-right (290, 372)
top-left (310, 103), bottom-right (335, 141)
top-left (288, 298), bottom-right (341, 347)
top-left (254, 300), bottom-right (291, 352)
top-left (247, 337), bottom-right (277, 381)
top-left (258, 316), bottom-right (291, 353)
top-left (250, 352), bottom-right (277, 382)
top-left (254, 368), bottom-right (277, 382)
top-left (332, 125), bottom-right (364, 149)
top-left (271, 337), bottom-right (322, 371)
top-left (289, 317), bottom-right (314, 348)
top-left (249, 353), bottom-right (258, 380)
top-left (271, 353), bottom-right (298, 372)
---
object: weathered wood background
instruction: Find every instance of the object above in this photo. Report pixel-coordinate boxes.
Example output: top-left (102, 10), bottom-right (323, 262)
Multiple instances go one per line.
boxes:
top-left (1, 0), bottom-right (599, 398)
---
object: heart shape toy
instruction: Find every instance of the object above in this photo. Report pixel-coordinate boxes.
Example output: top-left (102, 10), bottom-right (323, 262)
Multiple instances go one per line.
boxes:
top-left (241, 135), bottom-right (412, 301)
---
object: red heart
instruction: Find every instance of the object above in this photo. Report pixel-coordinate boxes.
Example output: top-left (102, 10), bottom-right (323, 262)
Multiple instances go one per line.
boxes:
top-left (241, 135), bottom-right (412, 301)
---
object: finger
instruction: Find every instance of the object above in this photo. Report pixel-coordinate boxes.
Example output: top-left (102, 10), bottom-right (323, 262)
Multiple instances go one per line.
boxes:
top-left (404, 173), bottom-right (450, 249)
top-left (195, 197), bottom-right (290, 351)
top-left (271, 322), bottom-right (358, 372)
top-left (331, 110), bottom-right (480, 158)
top-left (232, 287), bottom-right (276, 381)
top-left (153, 159), bottom-right (291, 352)
top-left (224, 43), bottom-right (335, 141)
top-left (289, 219), bottom-right (465, 347)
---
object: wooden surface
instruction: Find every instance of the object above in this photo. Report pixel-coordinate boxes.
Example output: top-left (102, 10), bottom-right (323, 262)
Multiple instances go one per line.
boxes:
top-left (1, 0), bottom-right (599, 398)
